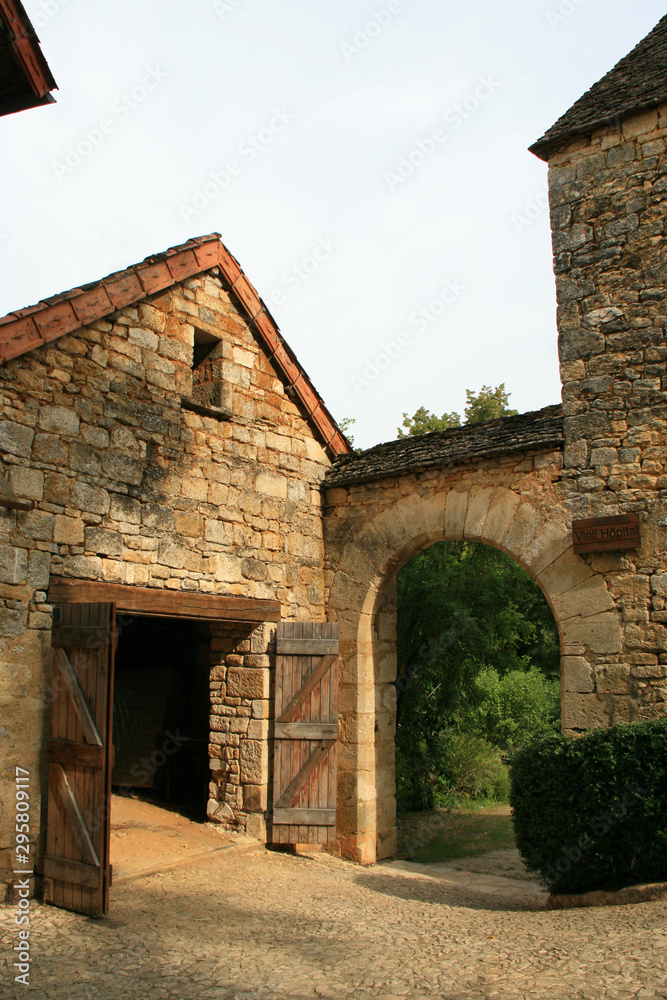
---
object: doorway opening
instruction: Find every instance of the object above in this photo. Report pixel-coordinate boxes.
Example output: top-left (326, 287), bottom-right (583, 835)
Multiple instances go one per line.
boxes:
top-left (111, 615), bottom-right (212, 819)
top-left (387, 539), bottom-right (560, 863)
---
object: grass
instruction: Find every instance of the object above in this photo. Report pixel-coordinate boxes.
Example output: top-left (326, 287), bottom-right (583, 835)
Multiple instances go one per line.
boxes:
top-left (397, 803), bottom-right (517, 863)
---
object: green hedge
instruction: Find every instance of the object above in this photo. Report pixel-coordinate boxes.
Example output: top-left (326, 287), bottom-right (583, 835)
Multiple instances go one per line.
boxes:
top-left (509, 720), bottom-right (667, 895)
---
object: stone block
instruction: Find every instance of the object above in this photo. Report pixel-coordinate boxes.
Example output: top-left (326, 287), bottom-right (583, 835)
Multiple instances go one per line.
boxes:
top-left (247, 719), bottom-right (269, 741)
top-left (243, 784), bottom-right (268, 811)
top-left (239, 739), bottom-right (268, 784)
top-left (595, 663), bottom-right (631, 695)
top-left (8, 467), bottom-right (43, 501)
top-left (255, 472), bottom-right (287, 499)
top-left (562, 692), bottom-right (609, 730)
top-left (444, 490), bottom-right (469, 540)
top-left (537, 548), bottom-right (593, 598)
top-left (481, 489), bottom-right (521, 547)
top-left (501, 502), bottom-right (543, 560)
top-left (19, 510), bottom-right (53, 542)
top-left (245, 812), bottom-right (267, 841)
top-left (110, 494), bottom-right (141, 525)
top-left (63, 555), bottom-right (103, 580)
top-left (71, 482), bottom-right (110, 516)
top-left (204, 519), bottom-right (233, 544)
top-left (28, 550), bottom-right (51, 589)
top-left (227, 667), bottom-right (269, 699)
top-left (563, 656), bottom-right (594, 693)
top-left (207, 799), bottom-right (235, 823)
top-left (251, 699), bottom-right (269, 719)
top-left (157, 540), bottom-right (187, 569)
top-left (38, 405), bottom-right (80, 435)
top-left (561, 611), bottom-right (621, 654)
top-left (553, 576), bottom-right (615, 621)
top-left (84, 527), bottom-right (123, 558)
top-left (53, 515), bottom-right (84, 545)
top-left (0, 606), bottom-right (23, 636)
top-left (464, 486), bottom-right (494, 540)
top-left (0, 421), bottom-right (34, 458)
top-left (0, 546), bottom-right (27, 585)
top-left (102, 453), bottom-right (144, 486)
top-left (214, 553), bottom-right (242, 583)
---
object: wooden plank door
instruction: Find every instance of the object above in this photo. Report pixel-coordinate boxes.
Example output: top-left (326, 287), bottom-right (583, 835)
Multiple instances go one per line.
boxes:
top-left (272, 622), bottom-right (339, 845)
top-left (43, 602), bottom-right (115, 916)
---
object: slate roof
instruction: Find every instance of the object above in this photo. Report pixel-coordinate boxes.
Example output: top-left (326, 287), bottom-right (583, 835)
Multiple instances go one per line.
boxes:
top-left (530, 15), bottom-right (667, 161)
top-left (323, 404), bottom-right (564, 488)
top-left (0, 0), bottom-right (57, 117)
top-left (0, 233), bottom-right (351, 458)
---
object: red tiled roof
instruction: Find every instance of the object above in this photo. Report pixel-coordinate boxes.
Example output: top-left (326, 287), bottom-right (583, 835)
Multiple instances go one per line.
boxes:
top-left (0, 234), bottom-right (351, 458)
top-left (0, 0), bottom-right (57, 116)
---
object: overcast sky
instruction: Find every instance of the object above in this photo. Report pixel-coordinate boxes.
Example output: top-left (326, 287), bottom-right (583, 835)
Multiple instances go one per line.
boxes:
top-left (2, 1), bottom-right (664, 449)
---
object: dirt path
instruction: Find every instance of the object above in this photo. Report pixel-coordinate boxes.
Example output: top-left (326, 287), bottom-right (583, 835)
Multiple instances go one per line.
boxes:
top-left (109, 795), bottom-right (257, 880)
top-left (2, 838), bottom-right (666, 999)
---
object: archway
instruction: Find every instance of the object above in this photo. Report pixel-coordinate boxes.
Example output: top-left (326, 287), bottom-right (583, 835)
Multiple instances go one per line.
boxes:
top-left (325, 483), bottom-right (621, 864)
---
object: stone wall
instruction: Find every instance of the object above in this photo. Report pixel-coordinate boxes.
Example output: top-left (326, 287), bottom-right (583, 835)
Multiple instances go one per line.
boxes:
top-left (0, 269), bottom-right (330, 895)
top-left (323, 446), bottom-right (584, 863)
top-left (549, 101), bottom-right (667, 721)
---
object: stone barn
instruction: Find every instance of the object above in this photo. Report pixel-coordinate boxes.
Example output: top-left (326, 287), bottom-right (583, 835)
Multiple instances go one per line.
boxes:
top-left (1, 15), bottom-right (667, 913)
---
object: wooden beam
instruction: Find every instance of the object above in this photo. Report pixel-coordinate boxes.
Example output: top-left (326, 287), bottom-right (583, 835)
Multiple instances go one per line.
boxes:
top-left (274, 723), bottom-right (338, 740)
top-left (43, 856), bottom-right (101, 890)
top-left (275, 740), bottom-right (336, 809)
top-left (48, 578), bottom-right (281, 622)
top-left (52, 764), bottom-right (100, 868)
top-left (47, 739), bottom-right (104, 768)
top-left (276, 638), bottom-right (339, 655)
top-left (277, 655), bottom-right (336, 724)
top-left (273, 808), bottom-right (336, 826)
top-left (53, 649), bottom-right (103, 747)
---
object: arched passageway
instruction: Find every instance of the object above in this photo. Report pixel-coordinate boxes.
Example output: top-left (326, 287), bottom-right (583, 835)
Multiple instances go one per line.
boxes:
top-left (323, 417), bottom-right (622, 863)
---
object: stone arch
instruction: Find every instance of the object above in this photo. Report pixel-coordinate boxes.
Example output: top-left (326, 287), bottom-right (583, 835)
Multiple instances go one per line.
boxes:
top-left (326, 485), bottom-right (621, 864)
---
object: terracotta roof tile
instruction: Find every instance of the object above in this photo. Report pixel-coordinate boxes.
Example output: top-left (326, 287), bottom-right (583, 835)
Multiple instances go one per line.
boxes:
top-left (531, 15), bottom-right (667, 160)
top-left (324, 405), bottom-right (564, 488)
top-left (0, 234), bottom-right (351, 459)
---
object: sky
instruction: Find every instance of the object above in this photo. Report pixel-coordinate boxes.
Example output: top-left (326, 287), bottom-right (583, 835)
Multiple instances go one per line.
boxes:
top-left (1, 0), bottom-right (665, 450)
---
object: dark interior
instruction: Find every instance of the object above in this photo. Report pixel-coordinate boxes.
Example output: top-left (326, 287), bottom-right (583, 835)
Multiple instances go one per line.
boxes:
top-left (111, 615), bottom-right (211, 819)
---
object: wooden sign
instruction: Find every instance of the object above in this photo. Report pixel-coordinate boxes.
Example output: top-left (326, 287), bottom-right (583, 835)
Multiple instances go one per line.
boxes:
top-left (572, 513), bottom-right (640, 554)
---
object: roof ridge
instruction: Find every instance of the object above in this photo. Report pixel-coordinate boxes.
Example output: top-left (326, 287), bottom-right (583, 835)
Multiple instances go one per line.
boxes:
top-left (0, 234), bottom-right (350, 459)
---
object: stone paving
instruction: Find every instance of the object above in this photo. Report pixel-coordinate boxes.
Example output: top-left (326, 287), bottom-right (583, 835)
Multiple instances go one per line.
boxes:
top-left (1, 846), bottom-right (666, 1000)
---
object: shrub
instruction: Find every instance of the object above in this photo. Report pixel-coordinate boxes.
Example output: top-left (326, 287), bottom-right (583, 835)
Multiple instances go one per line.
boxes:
top-left (436, 732), bottom-right (510, 804)
top-left (462, 666), bottom-right (560, 748)
top-left (509, 720), bottom-right (667, 895)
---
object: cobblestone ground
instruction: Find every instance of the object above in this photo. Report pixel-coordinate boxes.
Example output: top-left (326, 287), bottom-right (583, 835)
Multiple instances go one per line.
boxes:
top-left (1, 847), bottom-right (666, 1000)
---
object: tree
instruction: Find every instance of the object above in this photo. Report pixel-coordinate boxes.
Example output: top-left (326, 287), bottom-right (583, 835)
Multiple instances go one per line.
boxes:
top-left (397, 383), bottom-right (517, 439)
top-left (397, 406), bottom-right (461, 438)
top-left (394, 540), bottom-right (560, 812)
top-left (464, 383), bottom-right (517, 424)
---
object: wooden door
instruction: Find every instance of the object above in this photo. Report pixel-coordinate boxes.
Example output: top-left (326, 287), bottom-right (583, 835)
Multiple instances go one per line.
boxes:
top-left (272, 622), bottom-right (339, 845)
top-left (43, 602), bottom-right (115, 916)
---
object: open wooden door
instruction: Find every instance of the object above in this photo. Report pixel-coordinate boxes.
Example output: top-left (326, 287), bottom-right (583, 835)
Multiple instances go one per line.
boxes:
top-left (43, 602), bottom-right (115, 916)
top-left (271, 622), bottom-right (338, 845)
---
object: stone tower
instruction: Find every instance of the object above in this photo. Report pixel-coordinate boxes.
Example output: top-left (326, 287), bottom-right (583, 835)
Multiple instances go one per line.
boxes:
top-left (531, 16), bottom-right (667, 719)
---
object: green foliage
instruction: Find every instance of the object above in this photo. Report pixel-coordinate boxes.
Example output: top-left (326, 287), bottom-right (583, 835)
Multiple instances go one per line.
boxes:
top-left (338, 416), bottom-right (356, 446)
top-left (395, 540), bottom-right (560, 813)
top-left (509, 721), bottom-right (667, 895)
top-left (397, 383), bottom-right (517, 439)
top-left (461, 667), bottom-right (560, 749)
top-left (397, 406), bottom-right (461, 438)
top-left (437, 732), bottom-right (510, 803)
top-left (464, 383), bottom-right (518, 424)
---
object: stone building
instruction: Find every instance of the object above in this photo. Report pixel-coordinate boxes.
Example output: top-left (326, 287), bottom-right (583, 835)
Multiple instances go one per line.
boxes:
top-left (0, 234), bottom-right (349, 907)
top-left (1, 15), bottom-right (667, 908)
